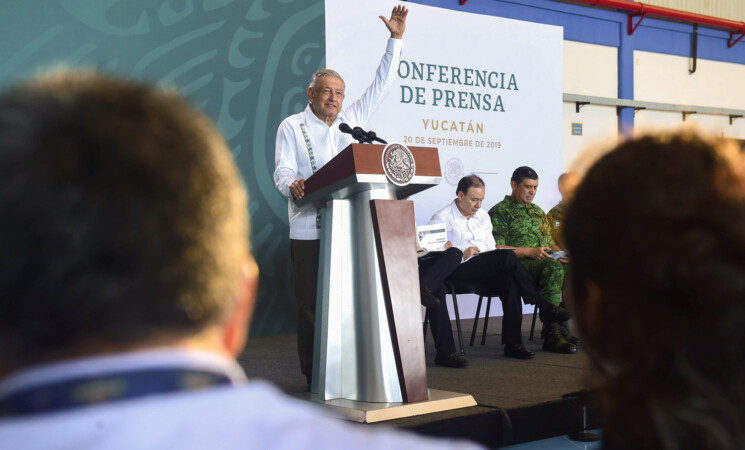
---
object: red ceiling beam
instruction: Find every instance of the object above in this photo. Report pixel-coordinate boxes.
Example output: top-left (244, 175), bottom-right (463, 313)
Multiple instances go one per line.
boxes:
top-left (564, 0), bottom-right (745, 46)
top-left (459, 0), bottom-right (745, 47)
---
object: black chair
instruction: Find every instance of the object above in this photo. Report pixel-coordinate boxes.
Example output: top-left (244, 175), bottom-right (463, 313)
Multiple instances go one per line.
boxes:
top-left (423, 280), bottom-right (500, 356)
top-left (423, 282), bottom-right (541, 356)
top-left (468, 298), bottom-right (540, 343)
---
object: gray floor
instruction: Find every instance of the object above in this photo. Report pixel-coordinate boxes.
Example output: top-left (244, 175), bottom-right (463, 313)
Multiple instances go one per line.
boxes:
top-left (237, 314), bottom-right (596, 410)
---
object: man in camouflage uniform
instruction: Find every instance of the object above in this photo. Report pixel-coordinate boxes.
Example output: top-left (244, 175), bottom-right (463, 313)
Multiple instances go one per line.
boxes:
top-left (547, 172), bottom-right (579, 251)
top-left (488, 166), bottom-right (575, 354)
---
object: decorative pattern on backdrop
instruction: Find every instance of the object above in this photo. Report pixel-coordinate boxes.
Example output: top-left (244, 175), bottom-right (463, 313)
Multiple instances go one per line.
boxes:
top-left (0, 0), bottom-right (326, 337)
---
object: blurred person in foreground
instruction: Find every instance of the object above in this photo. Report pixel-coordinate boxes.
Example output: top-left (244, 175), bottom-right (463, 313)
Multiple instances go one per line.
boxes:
top-left (564, 131), bottom-right (745, 450)
top-left (0, 71), bottom-right (480, 449)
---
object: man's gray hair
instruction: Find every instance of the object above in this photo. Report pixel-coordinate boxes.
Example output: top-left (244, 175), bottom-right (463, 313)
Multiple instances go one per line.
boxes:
top-left (308, 69), bottom-right (344, 91)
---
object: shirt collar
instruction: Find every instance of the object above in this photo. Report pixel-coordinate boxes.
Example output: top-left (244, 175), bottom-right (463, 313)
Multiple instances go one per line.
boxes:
top-left (450, 199), bottom-right (470, 220)
top-left (0, 348), bottom-right (247, 399)
top-left (505, 194), bottom-right (537, 209)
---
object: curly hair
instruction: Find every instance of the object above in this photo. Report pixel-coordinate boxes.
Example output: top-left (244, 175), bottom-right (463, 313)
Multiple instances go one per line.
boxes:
top-left (564, 132), bottom-right (745, 450)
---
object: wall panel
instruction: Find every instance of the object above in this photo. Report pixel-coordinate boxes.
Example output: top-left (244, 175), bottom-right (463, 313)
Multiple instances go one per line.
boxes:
top-left (563, 41), bottom-right (619, 170)
top-left (634, 50), bottom-right (745, 139)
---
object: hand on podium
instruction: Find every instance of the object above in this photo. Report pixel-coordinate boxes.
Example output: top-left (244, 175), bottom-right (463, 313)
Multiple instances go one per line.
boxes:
top-left (380, 4), bottom-right (408, 39)
top-left (290, 178), bottom-right (306, 199)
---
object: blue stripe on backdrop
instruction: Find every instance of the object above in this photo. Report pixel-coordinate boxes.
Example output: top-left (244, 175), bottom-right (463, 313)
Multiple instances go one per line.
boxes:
top-left (409, 0), bottom-right (745, 136)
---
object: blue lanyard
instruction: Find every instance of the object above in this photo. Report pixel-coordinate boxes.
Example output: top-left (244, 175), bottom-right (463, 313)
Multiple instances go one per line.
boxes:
top-left (0, 368), bottom-right (233, 417)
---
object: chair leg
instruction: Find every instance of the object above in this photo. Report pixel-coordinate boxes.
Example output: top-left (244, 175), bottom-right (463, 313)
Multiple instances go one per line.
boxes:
top-left (529, 305), bottom-right (538, 341)
top-left (423, 308), bottom-right (429, 342)
top-left (481, 297), bottom-right (492, 345)
top-left (470, 296), bottom-right (483, 347)
top-left (451, 291), bottom-right (465, 356)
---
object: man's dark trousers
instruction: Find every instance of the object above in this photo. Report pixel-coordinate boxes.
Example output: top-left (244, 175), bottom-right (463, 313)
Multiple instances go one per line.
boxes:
top-left (446, 250), bottom-right (535, 346)
top-left (419, 247), bottom-right (463, 355)
top-left (290, 239), bottom-right (320, 385)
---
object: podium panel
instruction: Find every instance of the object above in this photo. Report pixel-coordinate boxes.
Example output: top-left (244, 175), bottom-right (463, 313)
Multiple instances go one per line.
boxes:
top-left (370, 199), bottom-right (428, 403)
top-left (312, 188), bottom-right (402, 402)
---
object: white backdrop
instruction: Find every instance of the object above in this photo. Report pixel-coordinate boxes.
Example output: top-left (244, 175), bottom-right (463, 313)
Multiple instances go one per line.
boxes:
top-left (326, 0), bottom-right (564, 219)
top-left (325, 0), bottom-right (564, 317)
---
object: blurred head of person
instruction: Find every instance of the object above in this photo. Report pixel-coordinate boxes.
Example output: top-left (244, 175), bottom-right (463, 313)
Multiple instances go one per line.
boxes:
top-left (557, 171), bottom-right (579, 203)
top-left (0, 70), bottom-right (257, 377)
top-left (564, 131), bottom-right (745, 450)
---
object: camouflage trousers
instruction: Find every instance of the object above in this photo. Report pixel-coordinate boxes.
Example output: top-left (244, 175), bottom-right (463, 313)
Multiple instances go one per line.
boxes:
top-left (519, 258), bottom-right (567, 307)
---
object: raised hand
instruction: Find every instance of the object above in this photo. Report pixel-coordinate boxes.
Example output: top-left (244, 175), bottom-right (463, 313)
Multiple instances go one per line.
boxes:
top-left (379, 4), bottom-right (408, 39)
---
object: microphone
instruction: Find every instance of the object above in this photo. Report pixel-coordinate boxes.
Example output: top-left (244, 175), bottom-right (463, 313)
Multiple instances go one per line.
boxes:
top-left (338, 123), bottom-right (354, 135)
top-left (339, 123), bottom-right (372, 143)
top-left (339, 124), bottom-right (389, 144)
top-left (352, 127), bottom-right (373, 144)
top-left (365, 130), bottom-right (388, 145)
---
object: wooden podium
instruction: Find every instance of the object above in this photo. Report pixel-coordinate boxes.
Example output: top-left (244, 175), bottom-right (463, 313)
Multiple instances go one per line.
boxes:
top-left (295, 144), bottom-right (440, 404)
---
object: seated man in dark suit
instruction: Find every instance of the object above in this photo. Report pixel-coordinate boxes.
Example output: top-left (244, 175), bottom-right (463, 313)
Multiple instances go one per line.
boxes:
top-left (0, 70), bottom-right (481, 449)
top-left (429, 175), bottom-right (572, 359)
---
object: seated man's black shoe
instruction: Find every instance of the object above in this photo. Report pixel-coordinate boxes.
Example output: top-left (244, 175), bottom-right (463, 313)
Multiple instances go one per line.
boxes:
top-left (420, 286), bottom-right (440, 308)
top-left (539, 303), bottom-right (572, 323)
top-left (434, 352), bottom-right (468, 368)
top-left (504, 343), bottom-right (535, 359)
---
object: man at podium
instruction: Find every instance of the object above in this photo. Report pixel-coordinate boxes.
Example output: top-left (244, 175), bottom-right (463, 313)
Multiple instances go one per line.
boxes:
top-left (273, 5), bottom-right (408, 388)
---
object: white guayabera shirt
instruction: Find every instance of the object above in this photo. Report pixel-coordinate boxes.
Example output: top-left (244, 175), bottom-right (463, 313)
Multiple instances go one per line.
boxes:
top-left (430, 200), bottom-right (497, 262)
top-left (274, 38), bottom-right (402, 240)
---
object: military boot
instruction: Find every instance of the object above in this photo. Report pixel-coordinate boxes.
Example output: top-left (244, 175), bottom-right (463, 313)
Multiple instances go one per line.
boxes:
top-left (541, 322), bottom-right (577, 354)
top-left (558, 303), bottom-right (580, 345)
top-left (559, 321), bottom-right (580, 345)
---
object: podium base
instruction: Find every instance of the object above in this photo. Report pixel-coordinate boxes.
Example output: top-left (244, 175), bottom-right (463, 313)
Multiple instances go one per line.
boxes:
top-left (295, 388), bottom-right (477, 423)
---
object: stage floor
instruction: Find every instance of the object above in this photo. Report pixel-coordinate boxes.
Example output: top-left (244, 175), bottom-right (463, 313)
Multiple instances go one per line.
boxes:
top-left (238, 314), bottom-right (601, 448)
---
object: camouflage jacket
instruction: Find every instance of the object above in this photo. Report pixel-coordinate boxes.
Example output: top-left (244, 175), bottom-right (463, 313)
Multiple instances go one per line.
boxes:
top-left (488, 195), bottom-right (554, 247)
top-left (547, 202), bottom-right (565, 249)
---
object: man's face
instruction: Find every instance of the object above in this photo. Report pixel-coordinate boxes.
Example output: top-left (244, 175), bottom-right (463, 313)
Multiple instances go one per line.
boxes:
top-left (307, 76), bottom-right (345, 122)
top-left (456, 186), bottom-right (484, 218)
top-left (511, 178), bottom-right (538, 205)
